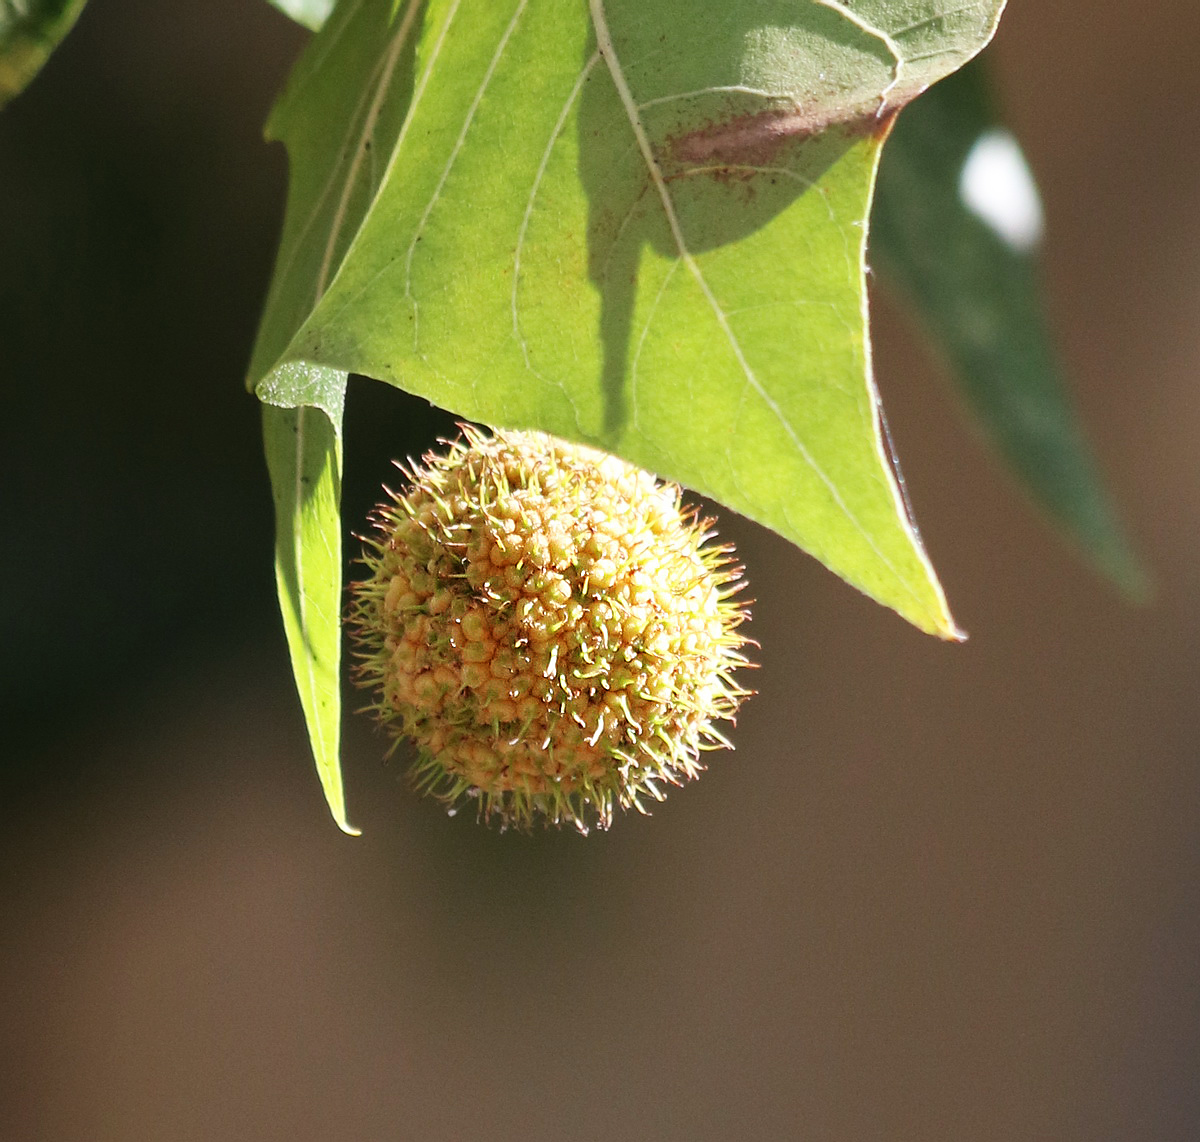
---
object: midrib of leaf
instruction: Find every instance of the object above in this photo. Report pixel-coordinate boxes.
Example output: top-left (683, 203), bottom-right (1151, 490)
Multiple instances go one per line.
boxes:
top-left (588, 0), bottom-right (932, 615)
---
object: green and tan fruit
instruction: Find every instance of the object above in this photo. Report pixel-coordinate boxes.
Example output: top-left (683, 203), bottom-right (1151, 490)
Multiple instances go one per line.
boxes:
top-left (350, 427), bottom-right (752, 832)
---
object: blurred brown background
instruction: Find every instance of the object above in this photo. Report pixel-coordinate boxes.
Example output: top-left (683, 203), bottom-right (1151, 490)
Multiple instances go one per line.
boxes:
top-left (2, 2), bottom-right (1197, 1139)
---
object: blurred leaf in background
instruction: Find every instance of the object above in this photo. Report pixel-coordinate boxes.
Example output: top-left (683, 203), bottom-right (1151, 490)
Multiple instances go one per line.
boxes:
top-left (0, 0), bottom-right (86, 108)
top-left (872, 57), bottom-right (1144, 594)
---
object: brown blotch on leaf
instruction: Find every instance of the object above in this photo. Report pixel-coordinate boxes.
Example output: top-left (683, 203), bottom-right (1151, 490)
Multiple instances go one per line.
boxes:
top-left (666, 99), bottom-right (904, 169)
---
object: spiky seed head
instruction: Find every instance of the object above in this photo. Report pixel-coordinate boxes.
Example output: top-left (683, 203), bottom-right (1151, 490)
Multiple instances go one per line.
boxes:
top-left (349, 426), bottom-right (752, 833)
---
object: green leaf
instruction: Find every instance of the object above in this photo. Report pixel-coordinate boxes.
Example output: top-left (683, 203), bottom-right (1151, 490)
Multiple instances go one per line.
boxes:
top-left (263, 0), bottom-right (333, 33)
top-left (0, 0), bottom-right (87, 109)
top-left (263, 400), bottom-right (357, 835)
top-left (872, 58), bottom-right (1144, 593)
top-left (252, 0), bottom-right (1007, 824)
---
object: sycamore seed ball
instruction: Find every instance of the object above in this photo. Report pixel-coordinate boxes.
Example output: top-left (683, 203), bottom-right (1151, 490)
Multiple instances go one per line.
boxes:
top-left (350, 427), bottom-right (752, 832)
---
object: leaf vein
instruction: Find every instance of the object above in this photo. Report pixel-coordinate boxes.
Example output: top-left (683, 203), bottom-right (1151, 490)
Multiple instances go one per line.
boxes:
top-left (811, 0), bottom-right (905, 111)
top-left (316, 0), bottom-right (422, 295)
top-left (404, 0), bottom-right (531, 350)
top-left (636, 85), bottom-right (776, 111)
top-left (512, 52), bottom-right (601, 379)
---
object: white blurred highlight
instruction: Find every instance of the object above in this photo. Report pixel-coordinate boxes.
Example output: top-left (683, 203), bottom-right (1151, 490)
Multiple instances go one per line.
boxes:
top-left (958, 129), bottom-right (1045, 252)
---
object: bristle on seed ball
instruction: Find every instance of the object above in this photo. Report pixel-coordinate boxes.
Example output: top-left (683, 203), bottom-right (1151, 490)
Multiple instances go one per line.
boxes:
top-left (349, 426), bottom-right (752, 832)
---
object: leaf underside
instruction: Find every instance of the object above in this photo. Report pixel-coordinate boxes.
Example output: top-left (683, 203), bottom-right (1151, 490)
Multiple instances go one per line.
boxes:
top-left (249, 0), bottom-right (1006, 829)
